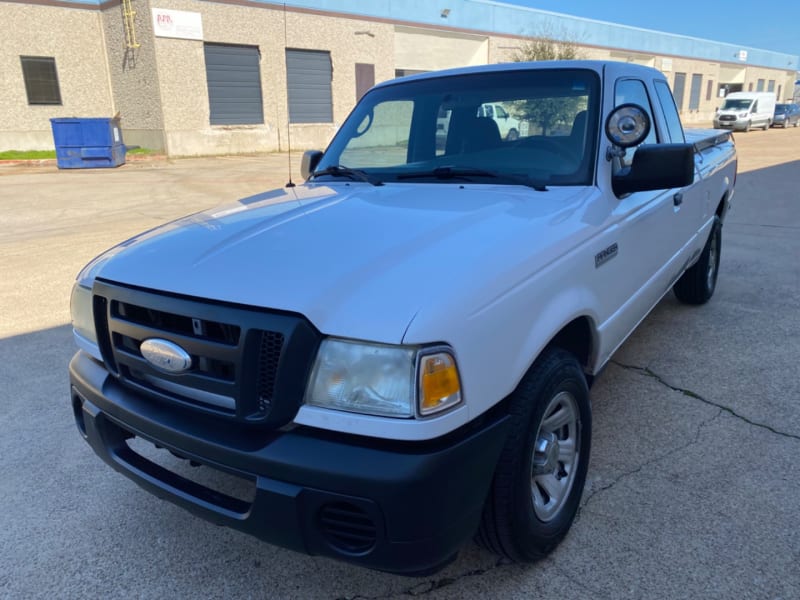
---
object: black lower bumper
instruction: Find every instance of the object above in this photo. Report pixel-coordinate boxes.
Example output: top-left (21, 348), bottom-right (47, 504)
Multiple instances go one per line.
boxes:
top-left (69, 351), bottom-right (510, 575)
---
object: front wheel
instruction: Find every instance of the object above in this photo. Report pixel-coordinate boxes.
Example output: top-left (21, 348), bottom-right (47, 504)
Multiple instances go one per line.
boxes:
top-left (475, 348), bottom-right (591, 561)
top-left (673, 216), bottom-right (722, 305)
top-left (506, 128), bottom-right (519, 141)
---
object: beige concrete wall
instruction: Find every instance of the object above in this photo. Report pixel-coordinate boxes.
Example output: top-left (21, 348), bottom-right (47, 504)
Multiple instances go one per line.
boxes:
top-left (149, 0), bottom-right (394, 156)
top-left (101, 0), bottom-right (166, 150)
top-left (0, 4), bottom-right (113, 150)
top-left (395, 26), bottom-right (488, 71)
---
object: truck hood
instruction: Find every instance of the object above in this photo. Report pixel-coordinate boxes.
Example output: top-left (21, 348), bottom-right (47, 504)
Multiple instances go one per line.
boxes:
top-left (95, 182), bottom-right (591, 343)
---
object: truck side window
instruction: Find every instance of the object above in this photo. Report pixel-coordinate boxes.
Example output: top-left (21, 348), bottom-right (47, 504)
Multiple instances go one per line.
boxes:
top-left (654, 80), bottom-right (686, 143)
top-left (614, 79), bottom-right (658, 167)
top-left (495, 105), bottom-right (508, 118)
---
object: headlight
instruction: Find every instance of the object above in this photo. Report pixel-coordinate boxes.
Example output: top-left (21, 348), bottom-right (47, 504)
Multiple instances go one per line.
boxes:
top-left (305, 339), bottom-right (462, 418)
top-left (70, 283), bottom-right (101, 360)
top-left (70, 284), bottom-right (96, 344)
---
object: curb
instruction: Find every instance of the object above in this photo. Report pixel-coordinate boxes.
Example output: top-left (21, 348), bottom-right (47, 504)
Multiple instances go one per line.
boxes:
top-left (0, 154), bottom-right (167, 168)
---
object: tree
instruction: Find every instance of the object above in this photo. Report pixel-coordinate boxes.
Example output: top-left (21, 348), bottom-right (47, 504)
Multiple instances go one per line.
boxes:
top-left (511, 30), bottom-right (586, 135)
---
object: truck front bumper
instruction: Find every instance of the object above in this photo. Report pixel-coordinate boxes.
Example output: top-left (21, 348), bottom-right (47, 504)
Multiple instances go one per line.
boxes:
top-left (69, 351), bottom-right (510, 575)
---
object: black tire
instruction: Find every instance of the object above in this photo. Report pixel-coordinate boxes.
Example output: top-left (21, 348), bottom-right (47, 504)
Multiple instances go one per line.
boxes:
top-left (475, 348), bottom-right (591, 562)
top-left (507, 128), bottom-right (519, 141)
top-left (743, 121), bottom-right (751, 132)
top-left (673, 216), bottom-right (722, 305)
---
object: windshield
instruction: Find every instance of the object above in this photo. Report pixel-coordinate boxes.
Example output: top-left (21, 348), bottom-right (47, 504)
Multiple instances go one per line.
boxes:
top-left (775, 104), bottom-right (789, 114)
top-left (721, 99), bottom-right (752, 111)
top-left (316, 68), bottom-right (600, 187)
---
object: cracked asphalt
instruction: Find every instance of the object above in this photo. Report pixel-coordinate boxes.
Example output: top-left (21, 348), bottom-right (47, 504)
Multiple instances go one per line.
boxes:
top-left (2, 128), bottom-right (799, 599)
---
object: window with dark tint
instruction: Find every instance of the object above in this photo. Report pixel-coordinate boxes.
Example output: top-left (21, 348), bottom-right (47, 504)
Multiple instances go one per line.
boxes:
top-left (706, 80), bottom-right (714, 101)
top-left (767, 80), bottom-right (775, 92)
top-left (756, 79), bottom-right (765, 92)
top-left (204, 44), bottom-right (264, 125)
top-left (615, 79), bottom-right (658, 167)
top-left (654, 80), bottom-right (685, 143)
top-left (286, 49), bottom-right (333, 123)
top-left (777, 85), bottom-right (782, 100)
top-left (20, 56), bottom-right (62, 105)
top-left (672, 72), bottom-right (686, 112)
top-left (689, 74), bottom-right (702, 110)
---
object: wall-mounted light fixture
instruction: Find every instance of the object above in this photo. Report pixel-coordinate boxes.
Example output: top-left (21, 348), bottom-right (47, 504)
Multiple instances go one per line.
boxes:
top-left (354, 30), bottom-right (375, 38)
top-left (441, 8), bottom-right (450, 18)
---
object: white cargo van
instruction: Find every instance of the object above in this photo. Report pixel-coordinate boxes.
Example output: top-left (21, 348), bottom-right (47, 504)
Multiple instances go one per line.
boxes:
top-left (714, 91), bottom-right (776, 131)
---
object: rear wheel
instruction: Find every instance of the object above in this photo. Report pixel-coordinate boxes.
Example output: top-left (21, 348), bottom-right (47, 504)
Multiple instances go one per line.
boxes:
top-left (674, 216), bottom-right (722, 305)
top-left (476, 348), bottom-right (591, 561)
top-left (507, 128), bottom-right (519, 141)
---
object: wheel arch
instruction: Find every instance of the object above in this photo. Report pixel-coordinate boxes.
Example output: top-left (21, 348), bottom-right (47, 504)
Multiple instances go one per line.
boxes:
top-left (544, 316), bottom-right (597, 385)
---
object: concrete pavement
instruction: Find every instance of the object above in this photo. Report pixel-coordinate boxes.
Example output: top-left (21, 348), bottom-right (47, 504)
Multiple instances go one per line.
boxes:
top-left (1, 128), bottom-right (799, 599)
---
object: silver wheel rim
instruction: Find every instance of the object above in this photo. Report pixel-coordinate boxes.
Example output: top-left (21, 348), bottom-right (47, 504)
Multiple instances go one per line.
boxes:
top-left (706, 228), bottom-right (718, 291)
top-left (530, 390), bottom-right (580, 522)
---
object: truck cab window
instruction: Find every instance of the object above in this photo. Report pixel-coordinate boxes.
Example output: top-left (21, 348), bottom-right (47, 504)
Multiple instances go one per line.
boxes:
top-left (654, 80), bottom-right (685, 142)
top-left (614, 79), bottom-right (658, 167)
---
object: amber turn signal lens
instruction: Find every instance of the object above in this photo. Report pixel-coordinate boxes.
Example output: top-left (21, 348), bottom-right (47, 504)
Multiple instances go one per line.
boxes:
top-left (419, 352), bottom-right (461, 415)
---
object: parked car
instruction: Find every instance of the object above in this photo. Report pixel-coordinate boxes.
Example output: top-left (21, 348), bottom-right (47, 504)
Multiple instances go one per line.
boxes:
top-left (771, 103), bottom-right (800, 128)
top-left (714, 91), bottom-right (776, 131)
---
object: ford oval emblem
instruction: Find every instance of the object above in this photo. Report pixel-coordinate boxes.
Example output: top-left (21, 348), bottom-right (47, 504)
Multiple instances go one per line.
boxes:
top-left (140, 339), bottom-right (192, 374)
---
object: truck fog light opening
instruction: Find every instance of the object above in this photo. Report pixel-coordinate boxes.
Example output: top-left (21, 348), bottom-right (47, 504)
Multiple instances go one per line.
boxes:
top-left (418, 352), bottom-right (462, 416)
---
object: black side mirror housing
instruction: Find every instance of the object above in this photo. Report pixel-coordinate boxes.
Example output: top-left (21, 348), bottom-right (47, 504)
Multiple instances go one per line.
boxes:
top-left (301, 150), bottom-right (323, 180)
top-left (612, 143), bottom-right (694, 196)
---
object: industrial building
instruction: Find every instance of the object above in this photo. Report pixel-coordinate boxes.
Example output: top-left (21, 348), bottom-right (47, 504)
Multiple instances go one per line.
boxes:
top-left (2, 0), bottom-right (798, 155)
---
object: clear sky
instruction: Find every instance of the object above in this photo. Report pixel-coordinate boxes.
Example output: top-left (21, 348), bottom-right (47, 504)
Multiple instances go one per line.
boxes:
top-left (498, 0), bottom-right (800, 58)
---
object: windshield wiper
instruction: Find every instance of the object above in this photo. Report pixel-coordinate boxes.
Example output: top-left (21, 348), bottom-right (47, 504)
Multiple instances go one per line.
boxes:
top-left (311, 165), bottom-right (383, 186)
top-left (397, 166), bottom-right (546, 191)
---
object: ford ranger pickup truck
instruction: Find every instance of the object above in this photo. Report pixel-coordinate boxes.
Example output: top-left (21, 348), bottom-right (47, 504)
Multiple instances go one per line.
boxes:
top-left (69, 61), bottom-right (736, 575)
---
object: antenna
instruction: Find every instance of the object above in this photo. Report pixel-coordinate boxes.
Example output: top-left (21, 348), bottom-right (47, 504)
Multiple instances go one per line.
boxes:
top-left (283, 2), bottom-right (296, 187)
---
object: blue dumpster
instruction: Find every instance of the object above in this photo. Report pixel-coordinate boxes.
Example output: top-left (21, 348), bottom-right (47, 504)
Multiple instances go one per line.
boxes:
top-left (50, 117), bottom-right (126, 169)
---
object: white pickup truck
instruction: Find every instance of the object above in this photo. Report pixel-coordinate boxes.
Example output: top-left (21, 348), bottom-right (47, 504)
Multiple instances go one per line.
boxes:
top-left (69, 61), bottom-right (736, 575)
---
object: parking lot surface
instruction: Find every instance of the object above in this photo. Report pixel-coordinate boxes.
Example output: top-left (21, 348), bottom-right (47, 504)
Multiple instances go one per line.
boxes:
top-left (1, 129), bottom-right (799, 599)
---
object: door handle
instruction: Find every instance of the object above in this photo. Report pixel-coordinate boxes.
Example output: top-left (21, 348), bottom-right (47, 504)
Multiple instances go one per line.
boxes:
top-left (673, 192), bottom-right (683, 207)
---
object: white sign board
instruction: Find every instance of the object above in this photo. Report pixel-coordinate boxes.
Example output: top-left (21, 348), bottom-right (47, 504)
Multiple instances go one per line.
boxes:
top-left (152, 9), bottom-right (204, 41)
top-left (661, 58), bottom-right (672, 72)
top-left (737, 50), bottom-right (748, 62)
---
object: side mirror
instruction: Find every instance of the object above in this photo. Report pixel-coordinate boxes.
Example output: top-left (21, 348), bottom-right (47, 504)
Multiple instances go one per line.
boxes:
top-left (612, 144), bottom-right (694, 196)
top-left (301, 150), bottom-right (323, 180)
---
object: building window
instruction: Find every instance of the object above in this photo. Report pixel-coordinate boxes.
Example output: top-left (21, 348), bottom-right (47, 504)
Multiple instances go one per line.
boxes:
top-left (286, 49), bottom-right (333, 123)
top-left (756, 79), bottom-right (765, 92)
top-left (688, 74), bottom-right (703, 110)
top-left (672, 72), bottom-right (687, 112)
top-left (20, 56), bottom-right (62, 105)
top-left (767, 80), bottom-right (775, 92)
top-left (777, 85), bottom-right (782, 100)
top-left (204, 44), bottom-right (264, 125)
top-left (395, 69), bottom-right (428, 78)
top-left (748, 82), bottom-right (753, 91)
top-left (706, 80), bottom-right (714, 101)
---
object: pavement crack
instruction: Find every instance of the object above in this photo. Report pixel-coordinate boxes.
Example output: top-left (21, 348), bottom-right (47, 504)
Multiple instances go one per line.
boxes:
top-left (333, 558), bottom-right (509, 600)
top-left (578, 405), bottom-right (722, 516)
top-left (546, 557), bottom-right (611, 599)
top-left (611, 360), bottom-right (800, 442)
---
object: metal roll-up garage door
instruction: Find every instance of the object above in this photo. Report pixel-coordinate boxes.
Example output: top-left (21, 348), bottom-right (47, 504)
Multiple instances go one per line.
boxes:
top-left (285, 49), bottom-right (333, 123)
top-left (204, 43), bottom-right (264, 125)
